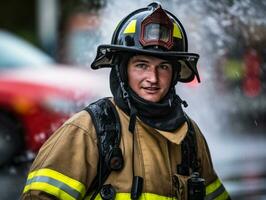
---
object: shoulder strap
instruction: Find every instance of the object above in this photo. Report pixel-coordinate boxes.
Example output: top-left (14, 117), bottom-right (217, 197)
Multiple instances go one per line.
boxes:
top-left (177, 114), bottom-right (200, 176)
top-left (84, 98), bottom-right (123, 199)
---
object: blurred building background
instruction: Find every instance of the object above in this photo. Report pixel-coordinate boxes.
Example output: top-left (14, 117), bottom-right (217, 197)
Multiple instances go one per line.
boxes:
top-left (0, 0), bottom-right (266, 199)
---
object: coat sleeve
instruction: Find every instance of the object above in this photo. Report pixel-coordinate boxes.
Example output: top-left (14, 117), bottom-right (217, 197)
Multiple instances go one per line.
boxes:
top-left (192, 121), bottom-right (231, 200)
top-left (21, 111), bottom-right (99, 200)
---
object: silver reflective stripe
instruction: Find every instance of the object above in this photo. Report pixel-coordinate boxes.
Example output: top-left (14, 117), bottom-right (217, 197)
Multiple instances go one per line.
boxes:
top-left (27, 176), bottom-right (81, 199)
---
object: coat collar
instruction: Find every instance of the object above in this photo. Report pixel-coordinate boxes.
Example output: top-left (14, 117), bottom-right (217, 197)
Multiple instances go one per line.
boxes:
top-left (154, 122), bottom-right (188, 145)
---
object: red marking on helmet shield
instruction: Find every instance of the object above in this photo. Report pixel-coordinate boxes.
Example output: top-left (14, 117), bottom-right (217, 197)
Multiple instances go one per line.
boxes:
top-left (140, 6), bottom-right (174, 49)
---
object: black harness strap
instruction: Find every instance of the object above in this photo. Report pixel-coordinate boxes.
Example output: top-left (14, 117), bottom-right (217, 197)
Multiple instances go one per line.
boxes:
top-left (177, 115), bottom-right (200, 176)
top-left (84, 98), bottom-right (122, 199)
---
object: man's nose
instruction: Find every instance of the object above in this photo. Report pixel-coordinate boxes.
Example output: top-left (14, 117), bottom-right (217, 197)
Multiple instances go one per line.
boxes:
top-left (146, 67), bottom-right (158, 83)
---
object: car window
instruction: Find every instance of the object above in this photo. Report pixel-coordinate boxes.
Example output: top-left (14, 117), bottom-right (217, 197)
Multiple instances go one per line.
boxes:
top-left (0, 31), bottom-right (54, 69)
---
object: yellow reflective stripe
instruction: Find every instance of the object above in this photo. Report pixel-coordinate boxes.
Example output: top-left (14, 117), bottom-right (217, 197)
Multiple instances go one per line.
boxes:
top-left (26, 168), bottom-right (85, 195)
top-left (23, 168), bottom-right (86, 199)
top-left (214, 190), bottom-right (229, 200)
top-left (24, 182), bottom-right (75, 200)
top-left (206, 178), bottom-right (222, 195)
top-left (123, 20), bottom-right (137, 34)
top-left (173, 23), bottom-right (182, 39)
top-left (206, 178), bottom-right (230, 200)
top-left (86, 192), bottom-right (177, 200)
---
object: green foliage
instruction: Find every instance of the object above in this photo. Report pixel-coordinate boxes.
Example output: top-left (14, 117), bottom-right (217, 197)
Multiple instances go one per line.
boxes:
top-left (223, 58), bottom-right (244, 81)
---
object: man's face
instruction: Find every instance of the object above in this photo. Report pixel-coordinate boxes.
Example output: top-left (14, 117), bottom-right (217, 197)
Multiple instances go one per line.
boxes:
top-left (127, 55), bottom-right (173, 103)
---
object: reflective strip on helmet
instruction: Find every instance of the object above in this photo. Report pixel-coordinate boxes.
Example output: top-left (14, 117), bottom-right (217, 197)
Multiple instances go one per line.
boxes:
top-left (123, 20), bottom-right (137, 34)
top-left (173, 23), bottom-right (182, 39)
top-left (205, 178), bottom-right (229, 200)
top-left (85, 192), bottom-right (177, 200)
top-left (23, 168), bottom-right (86, 200)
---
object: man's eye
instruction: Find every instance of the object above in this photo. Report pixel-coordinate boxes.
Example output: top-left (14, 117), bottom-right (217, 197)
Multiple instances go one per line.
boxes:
top-left (135, 64), bottom-right (147, 69)
top-left (159, 64), bottom-right (170, 70)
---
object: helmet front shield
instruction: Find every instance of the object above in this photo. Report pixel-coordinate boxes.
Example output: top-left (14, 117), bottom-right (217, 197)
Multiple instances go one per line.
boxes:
top-left (140, 6), bottom-right (174, 50)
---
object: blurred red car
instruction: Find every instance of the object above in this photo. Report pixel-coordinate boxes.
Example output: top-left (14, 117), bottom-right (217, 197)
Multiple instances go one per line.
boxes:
top-left (0, 30), bottom-right (109, 165)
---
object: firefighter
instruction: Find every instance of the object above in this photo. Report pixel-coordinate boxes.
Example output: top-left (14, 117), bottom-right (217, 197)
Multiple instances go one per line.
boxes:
top-left (22, 2), bottom-right (230, 200)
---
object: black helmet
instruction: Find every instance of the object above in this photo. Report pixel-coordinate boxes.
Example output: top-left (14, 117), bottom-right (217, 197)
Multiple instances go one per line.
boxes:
top-left (91, 2), bottom-right (200, 83)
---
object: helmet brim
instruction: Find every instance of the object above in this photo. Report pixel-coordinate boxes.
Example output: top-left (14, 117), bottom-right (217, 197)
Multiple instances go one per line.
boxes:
top-left (91, 44), bottom-right (200, 83)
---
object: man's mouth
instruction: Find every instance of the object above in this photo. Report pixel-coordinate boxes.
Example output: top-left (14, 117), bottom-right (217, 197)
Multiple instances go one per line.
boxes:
top-left (142, 87), bottom-right (160, 93)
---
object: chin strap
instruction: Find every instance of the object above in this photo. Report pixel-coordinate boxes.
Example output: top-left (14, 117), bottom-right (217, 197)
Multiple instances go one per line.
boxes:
top-left (114, 64), bottom-right (137, 134)
top-left (128, 107), bottom-right (137, 134)
top-left (176, 93), bottom-right (188, 108)
top-left (169, 87), bottom-right (188, 108)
